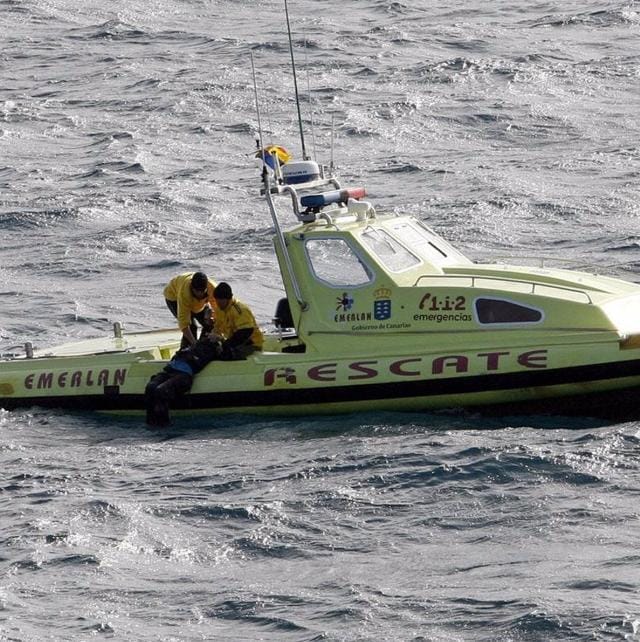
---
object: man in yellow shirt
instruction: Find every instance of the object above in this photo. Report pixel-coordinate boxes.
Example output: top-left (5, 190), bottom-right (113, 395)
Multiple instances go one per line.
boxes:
top-left (212, 282), bottom-right (263, 359)
top-left (164, 271), bottom-right (216, 348)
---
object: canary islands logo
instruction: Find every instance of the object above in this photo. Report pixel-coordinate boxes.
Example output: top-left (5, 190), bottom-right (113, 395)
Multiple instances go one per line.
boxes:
top-left (373, 287), bottom-right (392, 320)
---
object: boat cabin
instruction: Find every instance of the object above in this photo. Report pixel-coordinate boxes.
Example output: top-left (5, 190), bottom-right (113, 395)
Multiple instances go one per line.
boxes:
top-left (266, 158), bottom-right (640, 356)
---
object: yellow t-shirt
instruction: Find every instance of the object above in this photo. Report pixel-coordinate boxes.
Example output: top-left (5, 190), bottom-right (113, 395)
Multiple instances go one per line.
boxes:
top-left (215, 298), bottom-right (264, 349)
top-left (163, 272), bottom-right (216, 330)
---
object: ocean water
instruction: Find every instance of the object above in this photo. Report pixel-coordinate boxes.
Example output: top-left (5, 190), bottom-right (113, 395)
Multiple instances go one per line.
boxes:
top-left (1, 0), bottom-right (640, 640)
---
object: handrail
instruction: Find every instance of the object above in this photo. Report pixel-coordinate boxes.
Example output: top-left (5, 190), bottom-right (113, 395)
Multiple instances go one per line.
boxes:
top-left (308, 326), bottom-right (612, 337)
top-left (474, 254), bottom-right (640, 281)
top-left (412, 273), bottom-right (594, 304)
top-left (280, 178), bottom-right (341, 221)
top-left (264, 181), bottom-right (308, 311)
top-left (476, 253), bottom-right (620, 271)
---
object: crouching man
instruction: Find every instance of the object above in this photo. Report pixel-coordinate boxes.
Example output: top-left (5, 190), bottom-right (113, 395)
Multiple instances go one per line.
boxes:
top-left (212, 282), bottom-right (264, 359)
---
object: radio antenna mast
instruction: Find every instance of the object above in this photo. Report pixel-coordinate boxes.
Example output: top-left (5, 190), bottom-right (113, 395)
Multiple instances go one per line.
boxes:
top-left (250, 50), bottom-right (270, 187)
top-left (284, 0), bottom-right (309, 160)
top-left (250, 51), bottom-right (264, 152)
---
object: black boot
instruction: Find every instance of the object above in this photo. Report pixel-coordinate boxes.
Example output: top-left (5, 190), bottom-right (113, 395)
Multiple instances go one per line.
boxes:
top-left (148, 400), bottom-right (171, 427)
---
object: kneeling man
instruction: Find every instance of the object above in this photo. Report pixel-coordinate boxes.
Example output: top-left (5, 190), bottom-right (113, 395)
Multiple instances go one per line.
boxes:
top-left (212, 282), bottom-right (264, 360)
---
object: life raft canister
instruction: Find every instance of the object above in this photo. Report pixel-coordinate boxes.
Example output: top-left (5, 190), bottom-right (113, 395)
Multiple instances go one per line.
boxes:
top-left (281, 160), bottom-right (320, 185)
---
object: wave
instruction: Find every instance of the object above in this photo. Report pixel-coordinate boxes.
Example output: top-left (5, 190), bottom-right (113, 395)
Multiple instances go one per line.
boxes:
top-left (0, 208), bottom-right (78, 230)
top-left (529, 8), bottom-right (638, 29)
top-left (69, 19), bottom-right (149, 42)
top-left (207, 599), bottom-right (308, 632)
top-left (74, 161), bottom-right (146, 179)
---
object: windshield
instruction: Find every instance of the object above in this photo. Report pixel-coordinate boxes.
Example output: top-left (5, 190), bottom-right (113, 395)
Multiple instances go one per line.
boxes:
top-left (360, 228), bottom-right (421, 272)
top-left (305, 238), bottom-right (374, 287)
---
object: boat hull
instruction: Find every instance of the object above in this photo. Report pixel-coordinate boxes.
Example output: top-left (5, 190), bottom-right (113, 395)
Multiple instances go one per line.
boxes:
top-left (2, 331), bottom-right (640, 421)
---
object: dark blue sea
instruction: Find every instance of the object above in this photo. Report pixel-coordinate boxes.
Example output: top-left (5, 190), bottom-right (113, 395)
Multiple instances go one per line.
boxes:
top-left (1, 1), bottom-right (640, 640)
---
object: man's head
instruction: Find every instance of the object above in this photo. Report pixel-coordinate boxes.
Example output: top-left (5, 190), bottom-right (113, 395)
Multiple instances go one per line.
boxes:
top-left (191, 271), bottom-right (208, 299)
top-left (213, 282), bottom-right (233, 310)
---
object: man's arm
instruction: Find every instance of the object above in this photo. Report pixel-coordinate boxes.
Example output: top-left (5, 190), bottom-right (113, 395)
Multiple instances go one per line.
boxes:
top-left (225, 328), bottom-right (253, 347)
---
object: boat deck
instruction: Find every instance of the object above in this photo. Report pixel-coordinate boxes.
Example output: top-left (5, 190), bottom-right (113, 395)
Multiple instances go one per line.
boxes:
top-left (0, 327), bottom-right (303, 363)
top-left (27, 328), bottom-right (181, 360)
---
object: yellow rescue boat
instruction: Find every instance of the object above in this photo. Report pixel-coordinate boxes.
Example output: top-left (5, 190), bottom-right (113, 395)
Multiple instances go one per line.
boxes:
top-left (2, 152), bottom-right (640, 421)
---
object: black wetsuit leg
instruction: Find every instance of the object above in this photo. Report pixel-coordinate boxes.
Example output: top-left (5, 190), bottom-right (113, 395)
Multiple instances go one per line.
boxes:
top-left (145, 369), bottom-right (193, 427)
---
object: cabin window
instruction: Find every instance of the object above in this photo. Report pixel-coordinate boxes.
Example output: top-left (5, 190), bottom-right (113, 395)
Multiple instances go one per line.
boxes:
top-left (305, 238), bottom-right (373, 287)
top-left (391, 222), bottom-right (443, 256)
top-left (393, 220), bottom-right (473, 265)
top-left (474, 297), bottom-right (544, 325)
top-left (360, 228), bottom-right (421, 272)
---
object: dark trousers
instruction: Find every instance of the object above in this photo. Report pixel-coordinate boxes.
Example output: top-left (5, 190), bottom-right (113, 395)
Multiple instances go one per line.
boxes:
top-left (145, 368), bottom-right (193, 427)
top-left (165, 299), bottom-right (209, 348)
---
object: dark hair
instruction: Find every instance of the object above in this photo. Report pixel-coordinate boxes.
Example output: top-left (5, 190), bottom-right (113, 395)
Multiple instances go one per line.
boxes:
top-left (213, 282), bottom-right (233, 300)
top-left (191, 271), bottom-right (208, 290)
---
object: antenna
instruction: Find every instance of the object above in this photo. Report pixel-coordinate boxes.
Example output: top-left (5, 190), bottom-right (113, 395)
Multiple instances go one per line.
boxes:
top-left (250, 51), bottom-right (269, 186)
top-left (284, 0), bottom-right (309, 160)
top-left (330, 112), bottom-right (335, 172)
top-left (303, 29), bottom-right (317, 161)
top-left (250, 51), bottom-right (264, 152)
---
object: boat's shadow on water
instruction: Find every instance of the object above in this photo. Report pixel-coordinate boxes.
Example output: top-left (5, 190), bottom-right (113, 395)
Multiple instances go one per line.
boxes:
top-left (139, 408), bottom-right (618, 442)
top-left (8, 405), bottom-right (627, 444)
